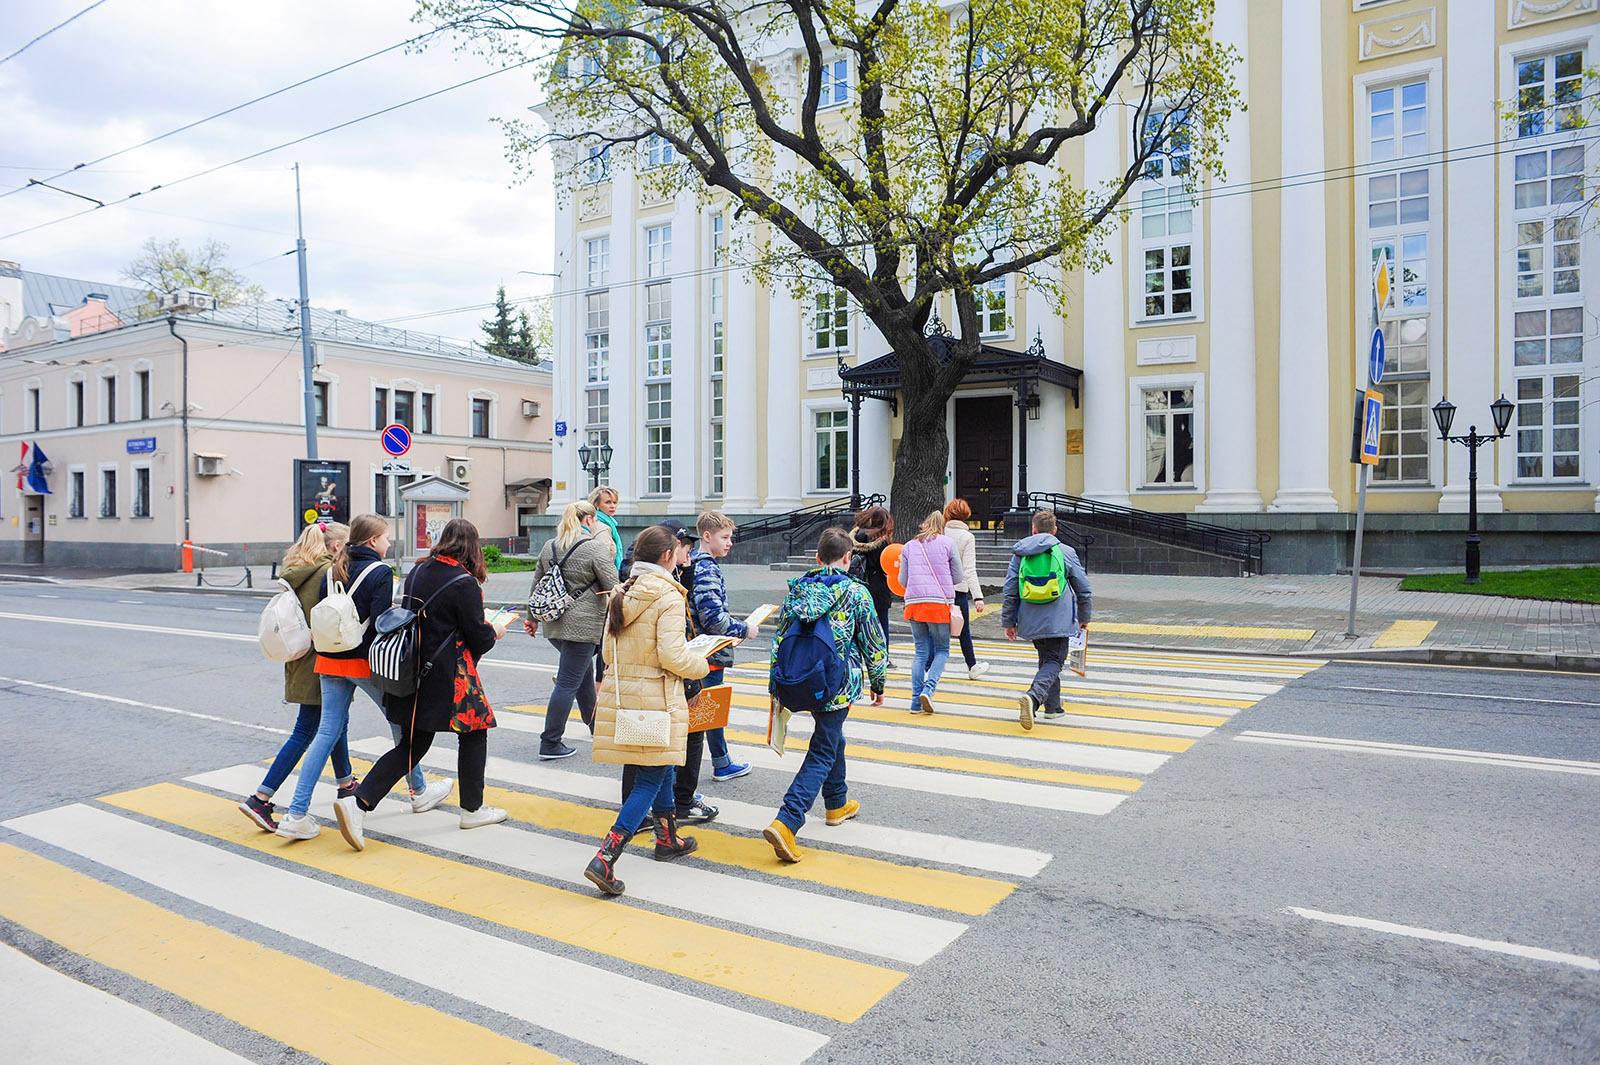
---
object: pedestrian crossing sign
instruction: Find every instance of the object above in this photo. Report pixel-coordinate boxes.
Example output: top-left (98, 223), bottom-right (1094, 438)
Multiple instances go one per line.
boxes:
top-left (1361, 388), bottom-right (1383, 466)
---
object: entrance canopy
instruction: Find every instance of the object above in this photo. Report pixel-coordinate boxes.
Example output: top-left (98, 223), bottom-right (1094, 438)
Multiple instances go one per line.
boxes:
top-left (839, 332), bottom-right (1082, 411)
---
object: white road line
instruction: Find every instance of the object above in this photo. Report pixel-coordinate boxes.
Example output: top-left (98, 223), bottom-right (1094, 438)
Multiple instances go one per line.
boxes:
top-left (1236, 731), bottom-right (1600, 776)
top-left (722, 702), bottom-right (1208, 746)
top-left (5, 805), bottom-right (830, 1065)
top-left (190, 764), bottom-right (964, 965)
top-left (35, 594), bottom-right (60, 599)
top-left (214, 607), bottom-right (245, 613)
top-left (1335, 685), bottom-right (1600, 709)
top-left (0, 943), bottom-right (256, 1065)
top-left (117, 599), bottom-right (144, 604)
top-left (741, 661), bottom-right (1287, 699)
top-left (0, 611), bottom-right (255, 643)
top-left (0, 676), bottom-right (290, 736)
top-left (347, 738), bottom-right (1053, 877)
top-left (1287, 907), bottom-right (1600, 972)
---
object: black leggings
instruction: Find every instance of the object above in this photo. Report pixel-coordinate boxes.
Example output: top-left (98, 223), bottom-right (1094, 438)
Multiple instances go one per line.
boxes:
top-left (870, 588), bottom-right (892, 645)
top-left (355, 724), bottom-right (488, 812)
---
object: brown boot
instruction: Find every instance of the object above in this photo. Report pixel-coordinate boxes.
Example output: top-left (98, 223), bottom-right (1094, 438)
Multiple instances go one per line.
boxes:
top-left (584, 828), bottom-right (631, 895)
top-left (652, 812), bottom-right (698, 861)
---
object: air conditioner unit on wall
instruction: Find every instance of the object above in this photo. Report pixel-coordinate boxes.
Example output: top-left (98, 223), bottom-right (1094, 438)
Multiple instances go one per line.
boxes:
top-left (194, 453), bottom-right (226, 477)
top-left (447, 456), bottom-right (472, 484)
top-left (521, 400), bottom-right (542, 418)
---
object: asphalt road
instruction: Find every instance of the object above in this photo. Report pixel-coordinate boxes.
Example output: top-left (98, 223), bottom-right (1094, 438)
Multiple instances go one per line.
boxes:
top-left (0, 581), bottom-right (1595, 1064)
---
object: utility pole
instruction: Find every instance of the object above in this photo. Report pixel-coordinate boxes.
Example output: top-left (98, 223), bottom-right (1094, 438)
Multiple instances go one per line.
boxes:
top-left (295, 163), bottom-right (318, 459)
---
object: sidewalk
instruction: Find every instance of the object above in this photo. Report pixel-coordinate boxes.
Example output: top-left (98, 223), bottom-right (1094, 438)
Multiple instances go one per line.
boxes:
top-left (7, 563), bottom-right (1596, 671)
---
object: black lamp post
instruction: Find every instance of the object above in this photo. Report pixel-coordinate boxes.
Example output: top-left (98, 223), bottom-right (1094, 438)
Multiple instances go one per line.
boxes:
top-left (577, 441), bottom-right (613, 491)
top-left (1431, 393), bottom-right (1516, 584)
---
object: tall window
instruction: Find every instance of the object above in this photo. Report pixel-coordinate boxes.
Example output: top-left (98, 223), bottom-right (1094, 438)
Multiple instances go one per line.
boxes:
top-left (644, 216), bottom-right (673, 495)
top-left (645, 283), bottom-right (672, 377)
top-left (1136, 108), bottom-right (1195, 321)
top-left (374, 387), bottom-right (389, 429)
top-left (1517, 49), bottom-right (1585, 137)
top-left (136, 370), bottom-right (151, 420)
top-left (72, 380), bottom-right (85, 427)
top-left (979, 277), bottom-right (1009, 336)
top-left (709, 213), bottom-right (726, 496)
top-left (820, 58), bottom-right (849, 107)
top-left (99, 467), bottom-right (118, 518)
top-left (471, 397), bottom-right (491, 438)
top-left (1366, 77), bottom-right (1434, 483)
top-left (811, 287), bottom-right (849, 351)
top-left (103, 376), bottom-right (117, 424)
top-left (645, 133), bottom-right (675, 168)
top-left (645, 224), bottom-right (672, 278)
top-left (1141, 387), bottom-right (1195, 486)
top-left (313, 381), bottom-right (329, 426)
top-left (392, 389), bottom-right (414, 430)
top-left (1513, 308), bottom-right (1584, 480)
top-left (814, 410), bottom-right (849, 491)
top-left (586, 292), bottom-right (610, 383)
top-left (646, 385), bottom-right (672, 495)
top-left (68, 470), bottom-right (84, 518)
top-left (28, 386), bottom-right (40, 431)
top-left (419, 392), bottom-right (433, 434)
top-left (374, 473), bottom-right (392, 517)
top-left (132, 467), bottom-right (150, 518)
top-left (586, 236), bottom-right (611, 287)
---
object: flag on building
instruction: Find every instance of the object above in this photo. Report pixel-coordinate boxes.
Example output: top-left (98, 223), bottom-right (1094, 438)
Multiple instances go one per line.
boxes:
top-left (14, 442), bottom-right (26, 491)
top-left (25, 443), bottom-right (51, 494)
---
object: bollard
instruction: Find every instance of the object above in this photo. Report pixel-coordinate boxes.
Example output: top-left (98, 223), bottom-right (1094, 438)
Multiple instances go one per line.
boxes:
top-left (246, 568), bottom-right (253, 589)
top-left (182, 540), bottom-right (194, 573)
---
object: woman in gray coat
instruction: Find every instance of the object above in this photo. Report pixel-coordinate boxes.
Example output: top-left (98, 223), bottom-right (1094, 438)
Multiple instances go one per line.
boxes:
top-left (525, 500), bottom-right (620, 759)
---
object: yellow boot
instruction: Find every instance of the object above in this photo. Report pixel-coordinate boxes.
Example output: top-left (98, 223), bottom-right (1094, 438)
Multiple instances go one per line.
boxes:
top-left (763, 819), bottom-right (803, 863)
top-left (825, 799), bottom-right (860, 826)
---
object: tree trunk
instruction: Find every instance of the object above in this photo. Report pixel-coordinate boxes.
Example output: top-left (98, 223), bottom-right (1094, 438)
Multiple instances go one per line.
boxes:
top-left (883, 329), bottom-right (968, 539)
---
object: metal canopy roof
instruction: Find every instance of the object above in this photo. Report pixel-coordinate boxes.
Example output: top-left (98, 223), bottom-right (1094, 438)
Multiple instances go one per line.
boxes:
top-left (839, 332), bottom-right (1082, 408)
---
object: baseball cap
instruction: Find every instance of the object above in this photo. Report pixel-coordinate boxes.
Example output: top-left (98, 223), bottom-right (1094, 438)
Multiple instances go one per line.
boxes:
top-left (660, 518), bottom-right (698, 544)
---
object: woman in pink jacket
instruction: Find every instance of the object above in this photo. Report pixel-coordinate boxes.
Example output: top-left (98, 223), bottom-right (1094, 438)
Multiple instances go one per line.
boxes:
top-left (896, 511), bottom-right (965, 714)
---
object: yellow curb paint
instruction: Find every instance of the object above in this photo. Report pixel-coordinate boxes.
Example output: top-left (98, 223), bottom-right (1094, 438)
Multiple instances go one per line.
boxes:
top-left (716, 729), bottom-right (1144, 792)
top-left (1373, 619), bottom-right (1438, 649)
top-left (103, 784), bottom-right (904, 1024)
top-left (0, 841), bottom-right (565, 1065)
top-left (338, 759), bottom-right (1014, 917)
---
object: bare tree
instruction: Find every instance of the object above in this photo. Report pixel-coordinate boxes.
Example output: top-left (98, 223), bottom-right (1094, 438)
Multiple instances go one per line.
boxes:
top-left (122, 237), bottom-right (267, 319)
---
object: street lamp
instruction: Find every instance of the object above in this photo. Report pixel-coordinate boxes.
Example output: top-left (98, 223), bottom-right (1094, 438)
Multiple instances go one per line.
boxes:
top-left (1431, 393), bottom-right (1516, 584)
top-left (577, 441), bottom-right (613, 490)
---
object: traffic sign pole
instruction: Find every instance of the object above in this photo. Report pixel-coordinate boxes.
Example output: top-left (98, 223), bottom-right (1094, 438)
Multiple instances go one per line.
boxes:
top-left (1346, 267), bottom-right (1388, 637)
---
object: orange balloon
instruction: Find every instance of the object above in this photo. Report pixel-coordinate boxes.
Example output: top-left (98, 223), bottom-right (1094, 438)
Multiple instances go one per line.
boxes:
top-left (881, 542), bottom-right (905, 596)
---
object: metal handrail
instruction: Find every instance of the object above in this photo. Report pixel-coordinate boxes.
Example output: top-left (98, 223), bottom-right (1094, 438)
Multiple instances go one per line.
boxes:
top-left (1028, 491), bottom-right (1269, 571)
top-left (984, 509), bottom-right (1094, 570)
top-left (734, 493), bottom-right (886, 546)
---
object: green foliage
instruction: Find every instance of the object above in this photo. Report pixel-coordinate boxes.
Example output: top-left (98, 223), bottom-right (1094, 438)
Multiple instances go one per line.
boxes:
top-left (480, 285), bottom-right (547, 363)
top-left (122, 237), bottom-right (268, 319)
top-left (1399, 567), bottom-right (1600, 604)
top-left (482, 543), bottom-right (504, 563)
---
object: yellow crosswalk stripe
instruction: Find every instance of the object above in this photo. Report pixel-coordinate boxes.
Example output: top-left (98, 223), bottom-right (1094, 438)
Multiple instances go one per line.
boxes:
top-left (105, 784), bottom-right (904, 1024)
top-left (0, 841), bottom-right (565, 1065)
top-left (1373, 619), bottom-right (1438, 648)
top-left (726, 667), bottom-right (1256, 710)
top-left (336, 758), bottom-right (1014, 916)
top-left (718, 729), bottom-right (1143, 792)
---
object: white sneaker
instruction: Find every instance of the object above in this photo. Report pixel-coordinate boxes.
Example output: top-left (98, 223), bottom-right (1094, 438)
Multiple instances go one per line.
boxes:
top-left (332, 796), bottom-right (365, 851)
top-left (968, 662), bottom-right (990, 680)
top-left (460, 805), bottom-right (508, 830)
top-left (410, 778), bottom-right (454, 813)
top-left (275, 814), bottom-right (319, 841)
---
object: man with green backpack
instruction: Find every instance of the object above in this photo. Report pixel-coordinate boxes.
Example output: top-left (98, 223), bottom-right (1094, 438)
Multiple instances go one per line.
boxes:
top-left (1001, 509), bottom-right (1093, 730)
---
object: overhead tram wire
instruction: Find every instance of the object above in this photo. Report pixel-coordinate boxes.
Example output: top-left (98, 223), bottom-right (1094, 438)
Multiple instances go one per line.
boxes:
top-left (0, 15), bottom-right (481, 202)
top-left (0, 57), bottom-right (544, 243)
top-left (0, 0), bottom-right (111, 67)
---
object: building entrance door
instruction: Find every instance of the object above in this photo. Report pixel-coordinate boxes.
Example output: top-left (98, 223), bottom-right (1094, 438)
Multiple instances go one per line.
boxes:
top-left (954, 396), bottom-right (1013, 526)
top-left (23, 495), bottom-right (45, 564)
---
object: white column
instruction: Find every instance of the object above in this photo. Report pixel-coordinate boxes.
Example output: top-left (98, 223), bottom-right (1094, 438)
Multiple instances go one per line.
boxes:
top-left (1439, 5), bottom-right (1501, 514)
top-left (1268, 1), bottom-right (1338, 512)
top-left (762, 144), bottom-right (804, 513)
top-left (607, 179), bottom-right (640, 513)
top-left (548, 193), bottom-right (580, 508)
top-left (1080, 119), bottom-right (1131, 506)
top-left (721, 255), bottom-right (761, 512)
top-left (859, 397), bottom-right (892, 499)
top-left (668, 192), bottom-right (701, 510)
top-left (1197, 0), bottom-right (1263, 513)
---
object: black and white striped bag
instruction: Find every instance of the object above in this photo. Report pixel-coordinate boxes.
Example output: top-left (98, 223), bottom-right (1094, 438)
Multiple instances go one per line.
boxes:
top-left (526, 538), bottom-right (595, 622)
top-left (368, 571), bottom-right (473, 698)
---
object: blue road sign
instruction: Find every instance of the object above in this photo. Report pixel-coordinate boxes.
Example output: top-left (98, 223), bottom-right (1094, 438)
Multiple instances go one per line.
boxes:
top-left (381, 423), bottom-right (412, 457)
top-left (1361, 389), bottom-right (1382, 466)
top-left (1368, 327), bottom-right (1385, 386)
top-left (554, 420), bottom-right (568, 438)
top-left (126, 436), bottom-right (157, 454)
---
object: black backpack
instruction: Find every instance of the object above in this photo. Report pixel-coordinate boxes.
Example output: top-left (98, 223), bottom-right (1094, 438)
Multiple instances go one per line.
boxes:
top-left (367, 570), bottom-right (474, 698)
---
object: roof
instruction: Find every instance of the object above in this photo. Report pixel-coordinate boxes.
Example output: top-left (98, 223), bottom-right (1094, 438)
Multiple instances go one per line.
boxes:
top-left (9, 266), bottom-right (145, 320)
top-left (841, 333), bottom-right (1082, 406)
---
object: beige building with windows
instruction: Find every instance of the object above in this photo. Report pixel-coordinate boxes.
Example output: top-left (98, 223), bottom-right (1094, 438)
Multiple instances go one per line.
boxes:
top-left (543, 1), bottom-right (1600, 571)
top-left (1, 265), bottom-right (552, 568)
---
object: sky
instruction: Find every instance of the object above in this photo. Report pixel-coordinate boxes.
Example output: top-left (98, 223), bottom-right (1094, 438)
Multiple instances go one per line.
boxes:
top-left (0, 0), bottom-right (556, 345)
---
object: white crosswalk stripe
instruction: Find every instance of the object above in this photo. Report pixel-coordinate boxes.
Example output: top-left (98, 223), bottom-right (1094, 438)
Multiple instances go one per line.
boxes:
top-left (1, 646), bottom-right (1320, 1064)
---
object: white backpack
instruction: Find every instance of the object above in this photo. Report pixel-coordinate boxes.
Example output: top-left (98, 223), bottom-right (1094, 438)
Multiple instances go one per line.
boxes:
top-left (310, 562), bottom-right (387, 653)
top-left (258, 577), bottom-right (313, 662)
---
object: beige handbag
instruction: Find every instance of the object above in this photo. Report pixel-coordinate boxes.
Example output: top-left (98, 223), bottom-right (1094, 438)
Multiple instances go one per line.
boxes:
top-left (606, 625), bottom-right (672, 748)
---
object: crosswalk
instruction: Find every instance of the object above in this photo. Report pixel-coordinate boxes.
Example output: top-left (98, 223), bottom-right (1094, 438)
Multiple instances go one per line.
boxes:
top-left (1, 639), bottom-right (1323, 1064)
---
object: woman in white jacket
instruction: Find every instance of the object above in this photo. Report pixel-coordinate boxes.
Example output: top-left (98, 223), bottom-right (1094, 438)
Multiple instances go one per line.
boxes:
top-left (942, 499), bottom-right (989, 679)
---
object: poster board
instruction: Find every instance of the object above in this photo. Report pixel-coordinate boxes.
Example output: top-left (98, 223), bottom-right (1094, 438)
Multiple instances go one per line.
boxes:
top-left (293, 459), bottom-right (351, 538)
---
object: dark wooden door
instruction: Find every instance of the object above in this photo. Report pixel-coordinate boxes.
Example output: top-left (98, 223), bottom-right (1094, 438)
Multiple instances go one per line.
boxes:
top-left (954, 396), bottom-right (1013, 526)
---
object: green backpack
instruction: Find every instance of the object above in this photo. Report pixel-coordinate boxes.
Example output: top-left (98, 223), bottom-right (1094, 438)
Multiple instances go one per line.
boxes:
top-left (1018, 544), bottom-right (1067, 603)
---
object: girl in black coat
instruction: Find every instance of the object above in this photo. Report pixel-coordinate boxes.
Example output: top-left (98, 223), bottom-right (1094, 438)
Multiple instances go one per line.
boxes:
top-left (333, 519), bottom-right (511, 851)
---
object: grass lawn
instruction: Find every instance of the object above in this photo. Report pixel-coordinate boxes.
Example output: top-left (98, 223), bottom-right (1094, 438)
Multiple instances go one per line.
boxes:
top-left (1399, 567), bottom-right (1600, 603)
top-left (485, 558), bottom-right (539, 573)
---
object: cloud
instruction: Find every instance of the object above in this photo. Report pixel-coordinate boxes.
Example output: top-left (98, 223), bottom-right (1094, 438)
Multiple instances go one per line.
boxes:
top-left (0, 0), bottom-right (555, 343)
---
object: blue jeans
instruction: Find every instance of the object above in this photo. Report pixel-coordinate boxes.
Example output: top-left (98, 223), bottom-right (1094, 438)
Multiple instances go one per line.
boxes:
top-left (954, 592), bottom-right (977, 669)
top-left (545, 638), bottom-right (599, 748)
top-left (258, 704), bottom-right (350, 798)
top-left (288, 673), bottom-right (423, 816)
top-left (908, 620), bottom-right (951, 700)
top-left (778, 708), bottom-right (849, 832)
top-left (703, 667), bottom-right (731, 767)
top-left (613, 764), bottom-right (675, 836)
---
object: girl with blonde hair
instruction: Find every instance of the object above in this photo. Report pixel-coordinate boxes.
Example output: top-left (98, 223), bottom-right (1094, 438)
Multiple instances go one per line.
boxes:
top-left (895, 509), bottom-right (965, 715)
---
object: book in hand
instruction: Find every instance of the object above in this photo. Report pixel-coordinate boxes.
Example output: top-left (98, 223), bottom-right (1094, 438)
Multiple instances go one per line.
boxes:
top-left (685, 633), bottom-right (741, 658)
top-left (745, 603), bottom-right (779, 630)
top-left (1068, 629), bottom-right (1087, 677)
top-left (766, 695), bottom-right (791, 757)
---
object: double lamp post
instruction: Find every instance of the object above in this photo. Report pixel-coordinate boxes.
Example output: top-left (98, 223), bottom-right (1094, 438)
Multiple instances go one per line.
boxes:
top-left (1431, 393), bottom-right (1515, 585)
top-left (577, 441), bottom-right (613, 492)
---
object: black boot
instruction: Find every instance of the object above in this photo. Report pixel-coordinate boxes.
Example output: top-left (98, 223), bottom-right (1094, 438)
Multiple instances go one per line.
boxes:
top-left (585, 829), bottom-right (631, 895)
top-left (652, 812), bottom-right (699, 861)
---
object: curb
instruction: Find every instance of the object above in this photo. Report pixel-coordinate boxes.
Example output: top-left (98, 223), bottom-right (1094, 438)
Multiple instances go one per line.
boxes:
top-left (1298, 645), bottom-right (1600, 673)
top-left (0, 574), bottom-right (61, 585)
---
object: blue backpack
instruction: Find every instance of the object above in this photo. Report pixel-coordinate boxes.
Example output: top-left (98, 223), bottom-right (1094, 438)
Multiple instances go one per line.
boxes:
top-left (770, 589), bottom-right (848, 712)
